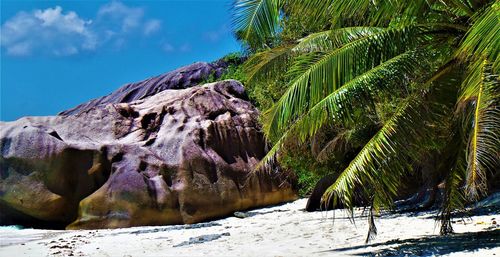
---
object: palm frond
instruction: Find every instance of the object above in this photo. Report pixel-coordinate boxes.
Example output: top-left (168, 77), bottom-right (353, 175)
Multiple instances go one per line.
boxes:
top-left (315, 130), bottom-right (350, 163)
top-left (329, 0), bottom-right (433, 27)
top-left (439, 129), bottom-right (467, 235)
top-left (321, 95), bottom-right (432, 210)
top-left (447, 0), bottom-right (476, 16)
top-left (234, 0), bottom-right (499, 241)
top-left (245, 27), bottom-right (385, 85)
top-left (258, 49), bottom-right (425, 169)
top-left (459, 59), bottom-right (500, 199)
top-left (283, 0), bottom-right (334, 27)
top-left (320, 59), bottom-right (458, 213)
top-left (457, 1), bottom-right (500, 72)
top-left (244, 45), bottom-right (294, 84)
top-left (232, 0), bottom-right (281, 49)
top-left (263, 26), bottom-right (425, 141)
top-left (291, 50), bottom-right (424, 140)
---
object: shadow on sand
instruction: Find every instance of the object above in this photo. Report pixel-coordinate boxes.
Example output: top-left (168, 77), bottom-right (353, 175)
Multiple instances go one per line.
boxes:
top-left (322, 229), bottom-right (499, 256)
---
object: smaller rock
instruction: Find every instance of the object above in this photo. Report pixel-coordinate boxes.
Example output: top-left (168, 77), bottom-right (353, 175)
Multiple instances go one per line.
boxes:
top-left (234, 212), bottom-right (249, 218)
top-left (173, 232), bottom-right (230, 247)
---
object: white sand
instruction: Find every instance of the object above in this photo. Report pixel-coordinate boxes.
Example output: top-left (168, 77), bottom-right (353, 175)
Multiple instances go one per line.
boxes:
top-left (1, 199), bottom-right (498, 257)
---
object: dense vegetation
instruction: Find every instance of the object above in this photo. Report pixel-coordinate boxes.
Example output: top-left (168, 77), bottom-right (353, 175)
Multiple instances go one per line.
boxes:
top-left (231, 0), bottom-right (499, 236)
top-left (211, 53), bottom-right (332, 196)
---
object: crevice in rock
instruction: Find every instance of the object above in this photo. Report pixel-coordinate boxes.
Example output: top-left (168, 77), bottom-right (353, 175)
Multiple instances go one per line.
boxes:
top-left (0, 138), bottom-right (12, 157)
top-left (166, 106), bottom-right (176, 115)
top-left (207, 109), bottom-right (236, 121)
top-left (143, 175), bottom-right (159, 209)
top-left (198, 129), bottom-right (206, 150)
top-left (141, 113), bottom-right (157, 129)
top-left (144, 137), bottom-right (156, 146)
top-left (96, 146), bottom-right (112, 183)
top-left (120, 88), bottom-right (140, 103)
top-left (117, 105), bottom-right (139, 119)
top-left (159, 165), bottom-right (175, 187)
top-left (48, 131), bottom-right (64, 141)
top-left (111, 152), bottom-right (124, 163)
top-left (143, 108), bottom-right (168, 141)
top-left (139, 161), bottom-right (147, 172)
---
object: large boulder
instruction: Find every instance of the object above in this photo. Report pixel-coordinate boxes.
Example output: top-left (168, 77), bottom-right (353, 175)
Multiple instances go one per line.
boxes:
top-left (0, 80), bottom-right (297, 229)
top-left (305, 174), bottom-right (337, 212)
top-left (305, 174), bottom-right (367, 212)
top-left (59, 60), bottom-right (239, 116)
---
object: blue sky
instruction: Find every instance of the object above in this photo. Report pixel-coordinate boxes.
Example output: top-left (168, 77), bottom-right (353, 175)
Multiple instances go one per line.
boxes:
top-left (1, 0), bottom-right (241, 121)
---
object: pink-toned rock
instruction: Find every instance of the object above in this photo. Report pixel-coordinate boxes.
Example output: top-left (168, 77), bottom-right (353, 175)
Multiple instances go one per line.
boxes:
top-left (0, 80), bottom-right (297, 229)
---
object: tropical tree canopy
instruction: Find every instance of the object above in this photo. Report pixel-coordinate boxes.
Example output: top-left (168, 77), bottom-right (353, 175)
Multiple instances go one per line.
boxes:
top-left (232, 0), bottom-right (500, 236)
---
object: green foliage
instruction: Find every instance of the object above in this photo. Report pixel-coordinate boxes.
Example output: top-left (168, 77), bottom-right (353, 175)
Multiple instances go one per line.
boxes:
top-left (202, 53), bottom-right (247, 84)
top-left (232, 0), bottom-right (281, 50)
top-left (206, 53), bottom-right (289, 111)
top-left (280, 151), bottom-right (326, 197)
top-left (232, 0), bottom-right (500, 238)
top-left (219, 64), bottom-right (247, 84)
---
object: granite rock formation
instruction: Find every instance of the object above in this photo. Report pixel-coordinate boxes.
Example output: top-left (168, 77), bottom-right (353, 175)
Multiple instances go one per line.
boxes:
top-left (0, 79), bottom-right (296, 229)
top-left (59, 60), bottom-right (239, 116)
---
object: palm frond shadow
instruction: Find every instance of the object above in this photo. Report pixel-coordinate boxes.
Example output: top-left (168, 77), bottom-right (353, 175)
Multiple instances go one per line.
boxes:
top-left (322, 229), bottom-right (500, 256)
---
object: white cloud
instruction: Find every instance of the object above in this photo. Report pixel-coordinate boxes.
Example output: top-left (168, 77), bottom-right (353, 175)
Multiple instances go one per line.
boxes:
top-left (96, 1), bottom-right (144, 32)
top-left (204, 31), bottom-right (220, 42)
top-left (1, 6), bottom-right (96, 56)
top-left (1, 2), bottom-right (163, 57)
top-left (6, 41), bottom-right (31, 56)
top-left (144, 19), bottom-right (161, 36)
top-left (203, 24), bottom-right (230, 43)
top-left (161, 42), bottom-right (191, 53)
top-left (34, 6), bottom-right (89, 33)
top-left (179, 43), bottom-right (191, 52)
top-left (162, 42), bottom-right (175, 52)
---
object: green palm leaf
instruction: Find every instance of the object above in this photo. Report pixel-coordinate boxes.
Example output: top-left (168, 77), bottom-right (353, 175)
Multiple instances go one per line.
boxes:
top-left (457, 1), bottom-right (500, 72)
top-left (459, 59), bottom-right (500, 199)
top-left (245, 27), bottom-right (385, 85)
top-left (439, 127), bottom-right (467, 235)
top-left (263, 26), bottom-right (425, 141)
top-left (321, 95), bottom-right (432, 210)
top-left (257, 49), bottom-right (428, 168)
top-left (284, 0), bottom-right (335, 27)
top-left (320, 60), bottom-right (456, 220)
top-left (232, 0), bottom-right (281, 49)
top-left (233, 0), bottom-right (500, 238)
top-left (244, 45), bottom-right (294, 84)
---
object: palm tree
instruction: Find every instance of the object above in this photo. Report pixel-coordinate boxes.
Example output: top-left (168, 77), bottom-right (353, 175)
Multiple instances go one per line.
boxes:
top-left (232, 0), bottom-right (499, 236)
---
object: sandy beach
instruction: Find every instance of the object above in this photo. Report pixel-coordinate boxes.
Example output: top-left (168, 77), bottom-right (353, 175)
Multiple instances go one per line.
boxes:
top-left (1, 198), bottom-right (498, 257)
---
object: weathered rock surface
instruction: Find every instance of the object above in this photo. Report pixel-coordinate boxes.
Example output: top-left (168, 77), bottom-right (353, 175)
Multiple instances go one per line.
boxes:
top-left (0, 79), bottom-right (297, 229)
top-left (59, 60), bottom-right (237, 116)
